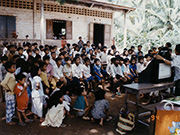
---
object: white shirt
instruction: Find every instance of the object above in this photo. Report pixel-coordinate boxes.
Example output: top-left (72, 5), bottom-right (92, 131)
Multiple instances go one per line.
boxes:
top-left (50, 59), bottom-right (56, 68)
top-left (82, 64), bottom-right (91, 78)
top-left (137, 62), bottom-right (145, 73)
top-left (31, 76), bottom-right (44, 98)
top-left (54, 64), bottom-right (64, 79)
top-left (3, 47), bottom-right (8, 56)
top-left (100, 51), bottom-right (108, 64)
top-left (124, 64), bottom-right (130, 74)
top-left (63, 64), bottom-right (72, 77)
top-left (72, 64), bottom-right (83, 78)
top-left (23, 51), bottom-right (28, 61)
top-left (106, 64), bottom-right (113, 75)
top-left (111, 64), bottom-right (124, 78)
top-left (73, 51), bottom-right (80, 58)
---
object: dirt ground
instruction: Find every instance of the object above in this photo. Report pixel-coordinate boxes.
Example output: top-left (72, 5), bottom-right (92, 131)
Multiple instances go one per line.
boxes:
top-left (0, 92), bottom-right (148, 135)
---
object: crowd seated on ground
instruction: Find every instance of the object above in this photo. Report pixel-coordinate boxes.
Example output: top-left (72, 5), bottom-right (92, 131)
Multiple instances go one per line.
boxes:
top-left (0, 38), bottom-right (175, 127)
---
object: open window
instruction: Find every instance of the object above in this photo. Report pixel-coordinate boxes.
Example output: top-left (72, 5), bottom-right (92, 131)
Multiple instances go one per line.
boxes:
top-left (0, 16), bottom-right (16, 38)
top-left (46, 19), bottom-right (72, 40)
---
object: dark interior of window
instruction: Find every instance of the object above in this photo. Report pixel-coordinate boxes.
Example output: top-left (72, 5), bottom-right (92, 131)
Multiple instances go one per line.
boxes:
top-left (53, 20), bottom-right (66, 39)
top-left (0, 16), bottom-right (16, 38)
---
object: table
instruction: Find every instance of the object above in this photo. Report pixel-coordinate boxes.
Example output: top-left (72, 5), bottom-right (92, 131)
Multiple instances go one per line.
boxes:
top-left (123, 82), bottom-right (175, 134)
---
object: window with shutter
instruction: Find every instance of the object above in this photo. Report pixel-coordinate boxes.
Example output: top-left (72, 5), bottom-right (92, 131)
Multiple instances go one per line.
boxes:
top-left (46, 19), bottom-right (53, 39)
top-left (0, 16), bottom-right (16, 38)
top-left (66, 21), bottom-right (72, 40)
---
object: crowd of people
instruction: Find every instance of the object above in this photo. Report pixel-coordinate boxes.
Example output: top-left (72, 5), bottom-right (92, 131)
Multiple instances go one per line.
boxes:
top-left (0, 37), bottom-right (179, 128)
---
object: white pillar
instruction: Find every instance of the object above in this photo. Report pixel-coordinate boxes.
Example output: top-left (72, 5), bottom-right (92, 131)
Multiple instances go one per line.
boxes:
top-left (111, 12), bottom-right (115, 46)
top-left (40, 0), bottom-right (44, 45)
top-left (123, 11), bottom-right (127, 49)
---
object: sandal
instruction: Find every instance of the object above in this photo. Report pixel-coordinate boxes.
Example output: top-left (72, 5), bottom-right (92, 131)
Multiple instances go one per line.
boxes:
top-left (18, 122), bottom-right (26, 126)
top-left (106, 116), bottom-right (112, 121)
top-left (82, 116), bottom-right (90, 120)
top-left (6, 122), bottom-right (16, 125)
top-left (25, 119), bottom-right (34, 123)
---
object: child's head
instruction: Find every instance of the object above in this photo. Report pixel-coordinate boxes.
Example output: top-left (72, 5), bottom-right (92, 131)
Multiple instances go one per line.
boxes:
top-left (138, 56), bottom-right (144, 63)
top-left (31, 66), bottom-right (41, 78)
top-left (27, 49), bottom-right (32, 56)
top-left (39, 45), bottom-right (44, 51)
top-left (131, 46), bottom-right (135, 51)
top-left (89, 49), bottom-right (93, 55)
top-left (82, 48), bottom-right (86, 54)
top-left (65, 57), bottom-right (71, 65)
top-left (111, 57), bottom-right (116, 64)
top-left (119, 57), bottom-right (124, 65)
top-left (145, 54), bottom-right (152, 61)
top-left (7, 45), bottom-right (15, 53)
top-left (94, 58), bottom-right (100, 66)
top-left (138, 51), bottom-right (143, 57)
top-left (1, 55), bottom-right (8, 64)
top-left (138, 45), bottom-right (142, 51)
top-left (165, 42), bottom-right (172, 48)
top-left (17, 47), bottom-right (23, 55)
top-left (130, 58), bottom-right (136, 65)
top-left (84, 57), bottom-right (90, 65)
top-left (74, 57), bottom-right (80, 65)
top-left (95, 88), bottom-right (106, 101)
top-left (44, 48), bottom-right (49, 55)
top-left (124, 58), bottom-right (130, 65)
top-left (39, 61), bottom-right (47, 72)
top-left (87, 41), bottom-right (90, 46)
top-left (103, 46), bottom-right (107, 52)
top-left (34, 48), bottom-right (39, 55)
top-left (55, 57), bottom-right (62, 66)
top-left (51, 52), bottom-right (56, 60)
top-left (77, 85), bottom-right (86, 96)
top-left (16, 74), bottom-right (26, 85)
top-left (43, 55), bottom-right (50, 65)
top-left (175, 44), bottom-right (180, 55)
top-left (4, 61), bottom-right (16, 73)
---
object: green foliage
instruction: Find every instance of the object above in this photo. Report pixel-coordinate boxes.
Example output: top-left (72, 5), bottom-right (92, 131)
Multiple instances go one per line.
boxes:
top-left (107, 0), bottom-right (180, 52)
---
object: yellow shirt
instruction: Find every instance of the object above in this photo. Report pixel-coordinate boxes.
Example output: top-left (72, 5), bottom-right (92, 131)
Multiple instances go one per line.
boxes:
top-left (40, 72), bottom-right (50, 88)
top-left (1, 72), bottom-right (16, 95)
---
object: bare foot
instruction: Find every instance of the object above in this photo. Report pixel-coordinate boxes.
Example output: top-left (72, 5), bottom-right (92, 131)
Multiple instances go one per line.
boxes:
top-left (1, 116), bottom-right (6, 121)
top-left (6, 122), bottom-right (16, 125)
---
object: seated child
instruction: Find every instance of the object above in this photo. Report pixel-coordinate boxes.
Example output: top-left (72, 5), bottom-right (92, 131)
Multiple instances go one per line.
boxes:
top-left (82, 57), bottom-right (95, 91)
top-left (14, 74), bottom-right (33, 126)
top-left (91, 89), bottom-right (112, 126)
top-left (73, 85), bottom-right (92, 120)
top-left (129, 58), bottom-right (139, 81)
top-left (137, 56), bottom-right (145, 75)
top-left (93, 59), bottom-right (105, 90)
top-left (41, 81), bottom-right (66, 127)
top-left (123, 58), bottom-right (134, 81)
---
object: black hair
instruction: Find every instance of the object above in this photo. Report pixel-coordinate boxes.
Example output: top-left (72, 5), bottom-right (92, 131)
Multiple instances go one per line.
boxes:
top-left (4, 61), bottom-right (15, 71)
top-left (31, 66), bottom-right (40, 78)
top-left (39, 45), bottom-right (44, 49)
top-left (16, 73), bottom-right (26, 81)
top-left (138, 45), bottom-right (142, 48)
top-left (45, 45), bottom-right (49, 48)
top-left (7, 45), bottom-right (14, 50)
top-left (1, 55), bottom-right (8, 62)
top-left (95, 88), bottom-right (105, 101)
top-left (17, 47), bottom-right (23, 51)
top-left (79, 36), bottom-right (82, 39)
top-left (138, 56), bottom-right (144, 62)
top-left (44, 48), bottom-right (49, 52)
top-left (72, 43), bottom-right (77, 46)
top-left (27, 49), bottom-right (32, 54)
top-left (39, 61), bottom-right (47, 70)
top-left (166, 42), bottom-right (172, 48)
top-left (51, 52), bottom-right (55, 55)
top-left (82, 47), bottom-right (86, 51)
top-left (67, 43), bottom-right (70, 47)
top-left (175, 44), bottom-right (180, 54)
top-left (145, 54), bottom-right (152, 58)
top-left (77, 86), bottom-right (84, 96)
top-left (131, 46), bottom-right (135, 49)
top-left (124, 58), bottom-right (129, 63)
top-left (3, 42), bottom-right (8, 47)
top-left (94, 58), bottom-right (100, 63)
top-left (35, 54), bottom-right (41, 60)
top-left (87, 41), bottom-right (90, 44)
top-left (81, 54), bottom-right (86, 58)
top-left (12, 55), bottom-right (20, 61)
top-left (111, 45), bottom-right (116, 50)
top-left (75, 54), bottom-right (80, 58)
top-left (111, 57), bottom-right (116, 64)
top-left (65, 57), bottom-right (71, 61)
top-left (84, 57), bottom-right (90, 62)
top-left (43, 55), bottom-right (50, 61)
top-left (73, 56), bottom-right (80, 62)
top-left (55, 57), bottom-right (62, 63)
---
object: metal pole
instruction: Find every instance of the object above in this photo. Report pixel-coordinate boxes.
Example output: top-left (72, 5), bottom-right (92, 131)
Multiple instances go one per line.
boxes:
top-left (40, 0), bottom-right (44, 45)
top-left (123, 10), bottom-right (127, 49)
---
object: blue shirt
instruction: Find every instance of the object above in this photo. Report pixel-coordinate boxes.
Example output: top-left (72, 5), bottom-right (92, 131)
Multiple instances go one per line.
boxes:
top-left (73, 95), bottom-right (85, 111)
top-left (93, 64), bottom-right (101, 75)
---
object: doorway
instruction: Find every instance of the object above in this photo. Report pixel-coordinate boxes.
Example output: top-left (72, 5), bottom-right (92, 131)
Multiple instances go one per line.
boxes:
top-left (93, 23), bottom-right (104, 47)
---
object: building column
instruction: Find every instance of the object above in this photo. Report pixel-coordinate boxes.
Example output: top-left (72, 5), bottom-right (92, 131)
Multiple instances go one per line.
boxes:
top-left (123, 10), bottom-right (127, 49)
top-left (40, 0), bottom-right (44, 45)
top-left (111, 12), bottom-right (115, 46)
top-left (33, 0), bottom-right (37, 39)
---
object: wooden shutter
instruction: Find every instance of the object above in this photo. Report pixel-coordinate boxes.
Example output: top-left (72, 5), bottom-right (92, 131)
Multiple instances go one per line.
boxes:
top-left (104, 24), bottom-right (111, 46)
top-left (89, 22), bottom-right (94, 44)
top-left (0, 16), bottom-right (7, 38)
top-left (66, 21), bottom-right (72, 40)
top-left (46, 20), bottom-right (53, 39)
top-left (7, 16), bottom-right (16, 38)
